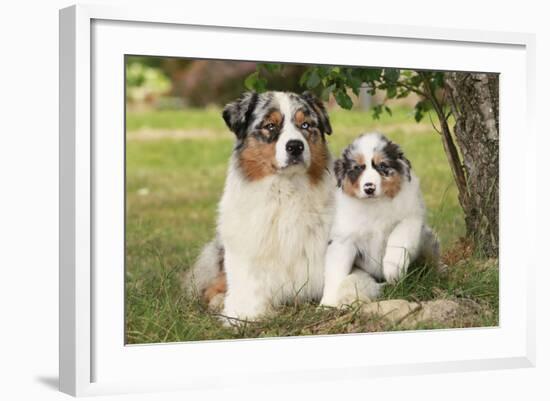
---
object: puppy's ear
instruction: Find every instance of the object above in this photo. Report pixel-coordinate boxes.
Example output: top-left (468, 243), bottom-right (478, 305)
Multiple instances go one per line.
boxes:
top-left (301, 91), bottom-right (332, 135)
top-left (222, 92), bottom-right (259, 140)
top-left (399, 156), bottom-right (412, 181)
top-left (384, 139), bottom-right (412, 181)
top-left (334, 158), bottom-right (345, 187)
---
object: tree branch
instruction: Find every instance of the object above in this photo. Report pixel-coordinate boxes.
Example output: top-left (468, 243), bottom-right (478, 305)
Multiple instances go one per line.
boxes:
top-left (396, 81), bottom-right (427, 97)
top-left (418, 71), bottom-right (470, 211)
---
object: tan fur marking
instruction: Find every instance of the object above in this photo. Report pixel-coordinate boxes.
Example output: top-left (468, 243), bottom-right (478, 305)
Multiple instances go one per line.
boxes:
top-left (265, 110), bottom-right (282, 126)
top-left (372, 152), bottom-right (384, 165)
top-left (203, 271), bottom-right (227, 304)
top-left (294, 110), bottom-right (305, 125)
top-left (342, 177), bottom-right (360, 197)
top-left (373, 151), bottom-right (402, 198)
top-left (238, 136), bottom-right (277, 181)
top-left (306, 131), bottom-right (328, 184)
top-left (257, 111), bottom-right (283, 139)
top-left (341, 152), bottom-right (366, 197)
top-left (381, 174), bottom-right (402, 198)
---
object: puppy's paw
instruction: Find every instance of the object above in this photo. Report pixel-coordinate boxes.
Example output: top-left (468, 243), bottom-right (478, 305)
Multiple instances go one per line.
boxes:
top-left (383, 261), bottom-right (404, 284)
top-left (337, 271), bottom-right (384, 306)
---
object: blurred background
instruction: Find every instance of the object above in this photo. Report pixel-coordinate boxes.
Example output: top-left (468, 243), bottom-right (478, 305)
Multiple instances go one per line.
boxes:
top-left (125, 55), bottom-right (422, 111)
top-left (125, 56), bottom-right (479, 344)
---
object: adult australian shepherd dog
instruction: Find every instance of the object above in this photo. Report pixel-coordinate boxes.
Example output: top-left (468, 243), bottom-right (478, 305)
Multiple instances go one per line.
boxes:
top-left (320, 133), bottom-right (440, 307)
top-left (183, 91), bottom-right (336, 321)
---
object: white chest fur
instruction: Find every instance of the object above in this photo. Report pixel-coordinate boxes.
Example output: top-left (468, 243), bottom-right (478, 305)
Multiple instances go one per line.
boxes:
top-left (320, 173), bottom-right (438, 307)
top-left (330, 174), bottom-right (425, 278)
top-left (218, 159), bottom-right (335, 319)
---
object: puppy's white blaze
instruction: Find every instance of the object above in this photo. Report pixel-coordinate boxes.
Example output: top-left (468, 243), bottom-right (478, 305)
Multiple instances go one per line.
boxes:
top-left (352, 132), bottom-right (386, 198)
top-left (359, 163), bottom-right (382, 198)
top-left (357, 132), bottom-right (384, 156)
top-left (274, 92), bottom-right (311, 169)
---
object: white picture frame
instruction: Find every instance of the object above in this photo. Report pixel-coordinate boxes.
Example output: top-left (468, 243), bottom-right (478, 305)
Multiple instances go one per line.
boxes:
top-left (59, 3), bottom-right (536, 397)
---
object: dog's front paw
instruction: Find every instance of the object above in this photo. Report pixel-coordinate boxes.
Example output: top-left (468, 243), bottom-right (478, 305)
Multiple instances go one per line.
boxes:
top-left (383, 261), bottom-right (404, 284)
top-left (319, 294), bottom-right (340, 308)
top-left (218, 314), bottom-right (243, 328)
top-left (218, 311), bottom-right (248, 328)
top-left (219, 304), bottom-right (262, 328)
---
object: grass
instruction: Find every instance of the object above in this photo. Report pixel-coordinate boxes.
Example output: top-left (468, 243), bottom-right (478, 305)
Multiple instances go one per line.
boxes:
top-left (125, 106), bottom-right (498, 344)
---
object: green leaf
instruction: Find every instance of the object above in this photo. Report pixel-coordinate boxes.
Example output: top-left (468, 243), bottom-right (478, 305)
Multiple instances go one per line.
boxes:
top-left (262, 63), bottom-right (282, 73)
top-left (386, 85), bottom-right (397, 98)
top-left (384, 105), bottom-right (393, 116)
top-left (346, 70), bottom-right (363, 96)
top-left (384, 68), bottom-right (400, 84)
top-left (414, 108), bottom-right (424, 122)
top-left (244, 71), bottom-right (267, 92)
top-left (432, 72), bottom-right (445, 89)
top-left (244, 72), bottom-right (259, 90)
top-left (299, 70), bottom-right (310, 87)
top-left (334, 89), bottom-right (353, 109)
top-left (321, 84), bottom-right (336, 101)
top-left (414, 100), bottom-right (431, 122)
top-left (329, 67), bottom-right (341, 78)
top-left (306, 69), bottom-right (321, 89)
top-left (257, 79), bottom-right (268, 92)
top-left (372, 104), bottom-right (383, 120)
top-left (315, 66), bottom-right (330, 79)
top-left (361, 68), bottom-right (382, 82)
top-left (409, 73), bottom-right (423, 87)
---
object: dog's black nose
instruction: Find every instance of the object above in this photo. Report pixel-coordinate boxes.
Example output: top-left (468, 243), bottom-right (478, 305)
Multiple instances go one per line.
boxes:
top-left (364, 182), bottom-right (376, 195)
top-left (286, 140), bottom-right (305, 156)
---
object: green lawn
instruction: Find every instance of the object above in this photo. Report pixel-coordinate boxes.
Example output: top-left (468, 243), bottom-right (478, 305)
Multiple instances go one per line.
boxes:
top-left (125, 106), bottom-right (498, 343)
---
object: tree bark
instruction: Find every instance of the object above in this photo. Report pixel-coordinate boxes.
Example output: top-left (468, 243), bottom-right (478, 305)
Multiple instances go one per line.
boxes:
top-left (445, 72), bottom-right (499, 257)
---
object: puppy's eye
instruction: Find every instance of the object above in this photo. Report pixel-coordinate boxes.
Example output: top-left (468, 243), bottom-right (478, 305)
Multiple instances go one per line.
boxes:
top-left (353, 164), bottom-right (365, 171)
top-left (300, 122), bottom-right (310, 129)
top-left (378, 164), bottom-right (393, 176)
top-left (264, 123), bottom-right (276, 131)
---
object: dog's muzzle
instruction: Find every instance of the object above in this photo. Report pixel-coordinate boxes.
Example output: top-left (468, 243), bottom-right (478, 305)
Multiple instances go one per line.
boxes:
top-left (286, 140), bottom-right (305, 165)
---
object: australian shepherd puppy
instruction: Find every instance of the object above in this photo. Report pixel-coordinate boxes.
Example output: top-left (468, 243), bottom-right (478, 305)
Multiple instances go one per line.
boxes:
top-left (183, 91), bottom-right (335, 321)
top-left (320, 133), bottom-right (440, 307)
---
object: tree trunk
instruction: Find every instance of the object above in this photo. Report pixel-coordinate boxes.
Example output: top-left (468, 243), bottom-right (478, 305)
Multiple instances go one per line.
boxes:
top-left (445, 72), bottom-right (499, 257)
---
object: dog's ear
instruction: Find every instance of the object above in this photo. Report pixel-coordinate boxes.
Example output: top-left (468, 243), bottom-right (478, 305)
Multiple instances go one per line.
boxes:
top-left (399, 156), bottom-right (412, 181)
top-left (334, 158), bottom-right (345, 187)
top-left (399, 156), bottom-right (411, 181)
top-left (301, 91), bottom-right (332, 135)
top-left (222, 92), bottom-right (259, 140)
top-left (383, 139), bottom-right (412, 181)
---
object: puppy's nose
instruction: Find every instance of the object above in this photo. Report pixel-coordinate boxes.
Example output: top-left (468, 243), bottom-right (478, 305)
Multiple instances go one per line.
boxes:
top-left (286, 140), bottom-right (304, 157)
top-left (364, 182), bottom-right (376, 195)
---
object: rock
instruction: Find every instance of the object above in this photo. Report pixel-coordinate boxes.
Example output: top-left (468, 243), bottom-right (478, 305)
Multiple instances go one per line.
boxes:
top-left (361, 299), bottom-right (461, 328)
top-left (412, 299), bottom-right (461, 326)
